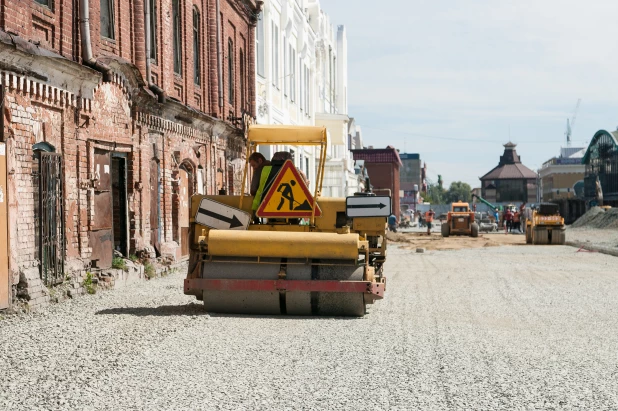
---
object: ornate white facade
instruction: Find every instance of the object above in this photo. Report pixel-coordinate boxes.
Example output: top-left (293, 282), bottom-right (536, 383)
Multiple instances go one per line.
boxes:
top-left (255, 0), bottom-right (361, 196)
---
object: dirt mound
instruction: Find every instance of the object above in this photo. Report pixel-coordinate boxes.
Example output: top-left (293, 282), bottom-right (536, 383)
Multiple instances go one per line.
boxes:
top-left (571, 207), bottom-right (618, 229)
top-left (386, 231), bottom-right (524, 251)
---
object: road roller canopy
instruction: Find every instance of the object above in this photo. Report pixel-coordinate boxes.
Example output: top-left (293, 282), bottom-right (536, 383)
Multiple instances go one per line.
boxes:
top-left (247, 125), bottom-right (327, 145)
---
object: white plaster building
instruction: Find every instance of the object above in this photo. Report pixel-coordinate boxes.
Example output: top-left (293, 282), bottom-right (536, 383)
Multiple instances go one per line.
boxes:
top-left (254, 0), bottom-right (361, 196)
top-left (255, 0), bottom-right (318, 191)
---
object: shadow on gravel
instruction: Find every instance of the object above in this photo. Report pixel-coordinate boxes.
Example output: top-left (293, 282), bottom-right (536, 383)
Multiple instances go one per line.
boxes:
top-left (95, 303), bottom-right (207, 317)
top-left (206, 313), bottom-right (360, 320)
top-left (96, 304), bottom-right (364, 319)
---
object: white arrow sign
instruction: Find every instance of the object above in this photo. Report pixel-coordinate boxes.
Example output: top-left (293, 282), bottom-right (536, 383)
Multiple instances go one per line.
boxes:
top-left (346, 196), bottom-right (391, 218)
top-left (194, 198), bottom-right (251, 230)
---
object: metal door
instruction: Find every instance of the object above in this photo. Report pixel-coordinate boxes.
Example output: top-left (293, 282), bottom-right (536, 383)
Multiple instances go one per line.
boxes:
top-left (38, 152), bottom-right (64, 285)
top-left (0, 143), bottom-right (8, 309)
top-left (179, 167), bottom-right (190, 257)
top-left (150, 159), bottom-right (160, 255)
top-left (90, 150), bottom-right (113, 268)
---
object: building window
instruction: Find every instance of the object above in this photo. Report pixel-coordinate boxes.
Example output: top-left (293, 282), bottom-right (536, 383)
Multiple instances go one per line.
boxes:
top-left (100, 0), bottom-right (115, 39)
top-left (172, 0), bottom-right (182, 75)
top-left (272, 22), bottom-right (279, 89)
top-left (283, 36), bottom-right (288, 96)
top-left (149, 0), bottom-right (157, 62)
top-left (228, 39), bottom-right (234, 105)
top-left (193, 8), bottom-right (201, 85)
top-left (299, 56), bottom-right (303, 111)
top-left (332, 56), bottom-right (337, 110)
top-left (256, 14), bottom-right (265, 77)
top-left (240, 49), bottom-right (245, 110)
top-left (290, 47), bottom-right (296, 102)
top-left (305, 65), bottom-right (310, 114)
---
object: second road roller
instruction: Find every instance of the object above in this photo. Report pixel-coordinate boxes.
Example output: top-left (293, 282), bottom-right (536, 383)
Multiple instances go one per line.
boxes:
top-left (183, 125), bottom-right (388, 316)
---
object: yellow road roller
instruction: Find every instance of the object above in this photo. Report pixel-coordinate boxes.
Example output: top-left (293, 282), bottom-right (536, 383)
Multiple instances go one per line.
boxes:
top-left (184, 125), bottom-right (388, 316)
top-left (525, 203), bottom-right (566, 245)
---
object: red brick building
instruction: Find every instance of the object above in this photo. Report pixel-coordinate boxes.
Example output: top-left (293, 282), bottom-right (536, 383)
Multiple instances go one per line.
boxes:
top-left (351, 146), bottom-right (402, 218)
top-left (0, 0), bottom-right (261, 309)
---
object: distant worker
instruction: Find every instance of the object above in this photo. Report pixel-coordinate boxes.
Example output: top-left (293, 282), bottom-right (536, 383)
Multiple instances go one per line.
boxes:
top-left (494, 208), bottom-right (500, 226)
top-left (424, 208), bottom-right (435, 235)
top-left (504, 208), bottom-right (513, 232)
top-left (595, 176), bottom-right (604, 207)
top-left (513, 210), bottom-right (521, 233)
top-left (388, 213), bottom-right (398, 232)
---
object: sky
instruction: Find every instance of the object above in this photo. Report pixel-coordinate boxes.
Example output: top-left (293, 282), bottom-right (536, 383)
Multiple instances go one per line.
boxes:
top-left (322, 0), bottom-right (618, 188)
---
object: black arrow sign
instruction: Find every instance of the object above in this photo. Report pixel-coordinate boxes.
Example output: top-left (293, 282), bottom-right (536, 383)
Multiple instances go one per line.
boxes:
top-left (348, 203), bottom-right (387, 209)
top-left (198, 207), bottom-right (244, 228)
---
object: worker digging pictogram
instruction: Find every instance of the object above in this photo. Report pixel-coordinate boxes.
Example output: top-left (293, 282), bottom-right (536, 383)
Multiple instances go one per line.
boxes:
top-left (256, 160), bottom-right (322, 218)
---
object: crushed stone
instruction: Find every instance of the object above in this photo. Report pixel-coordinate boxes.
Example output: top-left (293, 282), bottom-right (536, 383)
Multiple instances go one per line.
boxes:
top-left (570, 207), bottom-right (618, 229)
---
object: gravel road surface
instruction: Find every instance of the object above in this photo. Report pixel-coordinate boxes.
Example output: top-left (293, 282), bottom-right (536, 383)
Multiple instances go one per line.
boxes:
top-left (1, 245), bottom-right (617, 410)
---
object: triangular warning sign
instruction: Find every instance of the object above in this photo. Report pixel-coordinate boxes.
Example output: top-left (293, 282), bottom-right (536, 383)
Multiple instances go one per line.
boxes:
top-left (256, 160), bottom-right (322, 218)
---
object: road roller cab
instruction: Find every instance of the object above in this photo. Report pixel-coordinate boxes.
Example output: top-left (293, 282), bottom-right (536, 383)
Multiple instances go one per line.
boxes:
top-left (184, 125), bottom-right (389, 316)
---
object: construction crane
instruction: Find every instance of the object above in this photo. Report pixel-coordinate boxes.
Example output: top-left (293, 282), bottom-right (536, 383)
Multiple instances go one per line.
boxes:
top-left (565, 98), bottom-right (581, 147)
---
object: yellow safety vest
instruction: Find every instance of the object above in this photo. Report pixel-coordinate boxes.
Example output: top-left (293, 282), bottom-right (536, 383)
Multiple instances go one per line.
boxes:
top-left (252, 166), bottom-right (272, 211)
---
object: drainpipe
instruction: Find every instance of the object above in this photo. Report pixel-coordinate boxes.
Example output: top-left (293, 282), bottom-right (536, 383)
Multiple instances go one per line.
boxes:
top-left (216, 0), bottom-right (223, 109)
top-left (79, 0), bottom-right (112, 81)
top-left (143, 0), bottom-right (166, 103)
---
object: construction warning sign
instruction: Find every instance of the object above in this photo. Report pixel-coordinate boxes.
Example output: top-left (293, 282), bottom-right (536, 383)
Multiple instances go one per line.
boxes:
top-left (256, 160), bottom-right (322, 218)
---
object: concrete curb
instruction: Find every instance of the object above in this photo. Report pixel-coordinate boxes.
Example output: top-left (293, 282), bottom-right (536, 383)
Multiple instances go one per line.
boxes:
top-left (566, 241), bottom-right (618, 258)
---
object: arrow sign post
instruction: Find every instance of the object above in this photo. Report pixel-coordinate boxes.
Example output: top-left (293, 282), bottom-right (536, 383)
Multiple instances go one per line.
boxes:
top-left (194, 198), bottom-right (251, 230)
top-left (345, 196), bottom-right (392, 218)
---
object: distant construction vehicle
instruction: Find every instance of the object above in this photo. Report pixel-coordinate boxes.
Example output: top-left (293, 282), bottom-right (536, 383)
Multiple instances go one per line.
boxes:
top-left (525, 203), bottom-right (566, 245)
top-left (183, 125), bottom-right (388, 317)
top-left (441, 202), bottom-right (479, 238)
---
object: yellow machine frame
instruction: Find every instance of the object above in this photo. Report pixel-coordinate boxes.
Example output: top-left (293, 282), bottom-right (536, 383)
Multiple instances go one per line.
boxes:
top-left (184, 125), bottom-right (388, 316)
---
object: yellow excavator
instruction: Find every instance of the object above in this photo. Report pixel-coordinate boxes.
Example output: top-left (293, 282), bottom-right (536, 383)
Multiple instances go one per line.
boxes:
top-left (525, 203), bottom-right (566, 245)
top-left (183, 125), bottom-right (388, 316)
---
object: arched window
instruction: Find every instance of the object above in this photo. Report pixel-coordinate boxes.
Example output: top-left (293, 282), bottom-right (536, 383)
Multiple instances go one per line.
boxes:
top-left (193, 7), bottom-right (201, 85)
top-left (228, 39), bottom-right (234, 105)
top-left (239, 49), bottom-right (245, 111)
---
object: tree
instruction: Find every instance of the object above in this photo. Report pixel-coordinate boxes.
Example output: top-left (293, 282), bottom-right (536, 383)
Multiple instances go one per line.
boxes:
top-left (420, 183), bottom-right (447, 204)
top-left (446, 181), bottom-right (472, 203)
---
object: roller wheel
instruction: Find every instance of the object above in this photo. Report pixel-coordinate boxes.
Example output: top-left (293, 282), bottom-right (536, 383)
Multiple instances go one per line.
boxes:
top-left (551, 228), bottom-right (566, 245)
top-left (200, 260), bottom-right (367, 317)
top-left (471, 223), bottom-right (479, 238)
top-left (441, 222), bottom-right (450, 237)
top-left (533, 227), bottom-right (548, 245)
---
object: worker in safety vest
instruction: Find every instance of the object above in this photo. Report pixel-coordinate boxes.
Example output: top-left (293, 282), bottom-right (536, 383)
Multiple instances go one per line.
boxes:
top-left (249, 152), bottom-right (271, 196)
top-left (424, 209), bottom-right (435, 235)
top-left (250, 153), bottom-right (272, 222)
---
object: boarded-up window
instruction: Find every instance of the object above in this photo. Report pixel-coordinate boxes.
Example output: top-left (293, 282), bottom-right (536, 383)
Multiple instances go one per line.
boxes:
top-left (100, 0), bottom-right (115, 39)
top-left (173, 0), bottom-right (182, 75)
